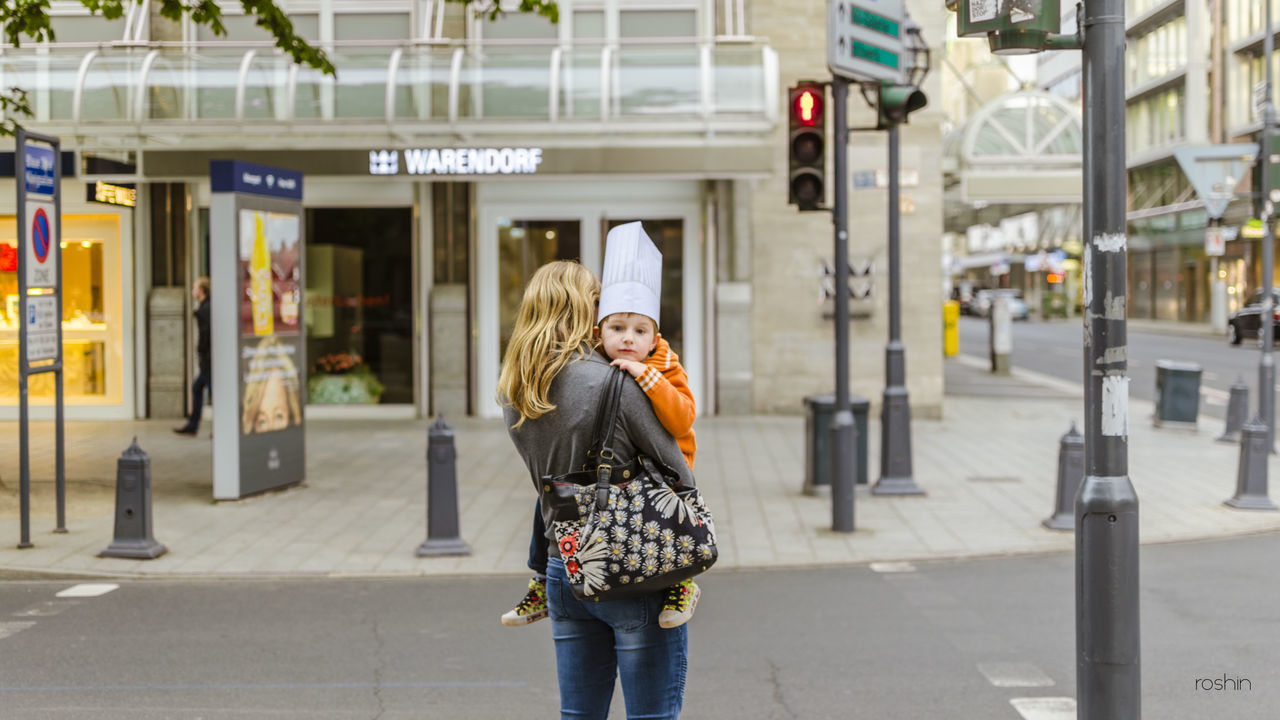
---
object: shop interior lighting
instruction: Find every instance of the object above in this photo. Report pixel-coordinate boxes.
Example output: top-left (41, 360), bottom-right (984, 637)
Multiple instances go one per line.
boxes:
top-left (546, 230), bottom-right (556, 239)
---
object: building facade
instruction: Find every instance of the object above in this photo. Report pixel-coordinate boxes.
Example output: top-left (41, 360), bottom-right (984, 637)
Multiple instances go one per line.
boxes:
top-left (0, 0), bottom-right (945, 422)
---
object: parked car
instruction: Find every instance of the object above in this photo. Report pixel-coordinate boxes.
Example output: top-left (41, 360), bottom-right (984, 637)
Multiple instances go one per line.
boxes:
top-left (1228, 289), bottom-right (1280, 345)
top-left (972, 289), bottom-right (1030, 320)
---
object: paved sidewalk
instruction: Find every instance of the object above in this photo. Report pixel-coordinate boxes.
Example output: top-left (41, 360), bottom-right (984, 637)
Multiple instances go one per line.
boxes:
top-left (2, 357), bottom-right (1278, 579)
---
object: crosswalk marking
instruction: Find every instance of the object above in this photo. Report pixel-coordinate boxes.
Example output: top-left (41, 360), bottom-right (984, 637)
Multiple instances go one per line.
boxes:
top-left (0, 622), bottom-right (36, 641)
top-left (1010, 697), bottom-right (1076, 720)
top-left (978, 661), bottom-right (1055, 687)
top-left (870, 561), bottom-right (916, 573)
top-left (55, 583), bottom-right (119, 599)
top-left (12, 601), bottom-right (79, 618)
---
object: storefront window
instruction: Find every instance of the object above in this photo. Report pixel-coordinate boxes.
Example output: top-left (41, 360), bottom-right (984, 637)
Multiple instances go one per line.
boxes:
top-left (0, 213), bottom-right (123, 404)
top-left (304, 208), bottom-right (413, 405)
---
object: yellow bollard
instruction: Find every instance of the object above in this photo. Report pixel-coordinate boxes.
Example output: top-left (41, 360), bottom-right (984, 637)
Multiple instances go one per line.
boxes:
top-left (943, 300), bottom-right (960, 357)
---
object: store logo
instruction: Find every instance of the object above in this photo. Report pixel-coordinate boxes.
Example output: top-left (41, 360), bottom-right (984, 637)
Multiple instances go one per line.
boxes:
top-left (368, 148), bottom-right (544, 176)
top-left (369, 150), bottom-right (399, 175)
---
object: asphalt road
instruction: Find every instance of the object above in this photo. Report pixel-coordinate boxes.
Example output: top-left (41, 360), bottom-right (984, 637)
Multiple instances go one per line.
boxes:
top-left (957, 316), bottom-right (1275, 421)
top-left (2, 533), bottom-right (1278, 719)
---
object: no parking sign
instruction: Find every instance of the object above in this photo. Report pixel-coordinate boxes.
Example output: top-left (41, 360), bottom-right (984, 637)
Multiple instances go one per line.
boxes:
top-left (23, 141), bottom-right (59, 289)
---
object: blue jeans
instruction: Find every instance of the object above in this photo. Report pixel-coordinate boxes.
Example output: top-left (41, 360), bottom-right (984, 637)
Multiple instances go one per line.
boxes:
top-left (546, 557), bottom-right (687, 720)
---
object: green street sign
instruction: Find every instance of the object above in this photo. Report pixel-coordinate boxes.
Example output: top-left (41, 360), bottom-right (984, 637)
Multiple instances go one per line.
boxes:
top-left (829, 0), bottom-right (907, 84)
top-left (852, 7), bottom-right (899, 38)
top-left (957, 0), bottom-right (1060, 38)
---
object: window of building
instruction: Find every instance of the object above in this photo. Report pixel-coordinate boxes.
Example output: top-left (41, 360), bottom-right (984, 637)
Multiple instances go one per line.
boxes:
top-left (334, 13), bottom-right (412, 41)
top-left (49, 15), bottom-right (126, 43)
top-left (304, 208), bottom-right (414, 406)
top-left (197, 14), bottom-right (319, 42)
top-left (1, 213), bottom-right (125, 406)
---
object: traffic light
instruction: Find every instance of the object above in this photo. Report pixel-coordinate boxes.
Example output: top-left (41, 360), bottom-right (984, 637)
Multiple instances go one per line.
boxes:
top-left (877, 84), bottom-right (927, 129)
top-left (788, 82), bottom-right (826, 211)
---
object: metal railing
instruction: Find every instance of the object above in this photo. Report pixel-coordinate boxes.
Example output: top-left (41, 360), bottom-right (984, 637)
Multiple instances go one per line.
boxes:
top-left (0, 39), bottom-right (777, 131)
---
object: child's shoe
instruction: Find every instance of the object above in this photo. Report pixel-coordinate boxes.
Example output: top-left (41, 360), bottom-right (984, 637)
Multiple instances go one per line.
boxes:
top-left (500, 577), bottom-right (549, 626)
top-left (658, 578), bottom-right (700, 629)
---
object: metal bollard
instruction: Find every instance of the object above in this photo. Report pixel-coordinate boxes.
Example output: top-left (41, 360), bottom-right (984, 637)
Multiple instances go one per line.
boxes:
top-left (1043, 422), bottom-right (1085, 531)
top-left (417, 416), bottom-right (472, 556)
top-left (99, 438), bottom-right (168, 559)
top-left (1224, 417), bottom-right (1278, 511)
top-left (988, 297), bottom-right (1011, 375)
top-left (1216, 377), bottom-right (1249, 444)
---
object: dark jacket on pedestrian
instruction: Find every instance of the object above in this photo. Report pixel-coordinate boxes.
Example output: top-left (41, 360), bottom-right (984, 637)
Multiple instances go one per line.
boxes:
top-left (503, 349), bottom-right (694, 561)
top-left (195, 297), bottom-right (211, 370)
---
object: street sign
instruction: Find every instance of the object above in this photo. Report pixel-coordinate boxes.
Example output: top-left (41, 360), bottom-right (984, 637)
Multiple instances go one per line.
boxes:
top-left (1204, 226), bottom-right (1225, 257)
top-left (1173, 144), bottom-right (1258, 220)
top-left (957, 0), bottom-right (1061, 38)
top-left (828, 0), bottom-right (907, 84)
top-left (1255, 82), bottom-right (1270, 122)
top-left (25, 296), bottom-right (59, 361)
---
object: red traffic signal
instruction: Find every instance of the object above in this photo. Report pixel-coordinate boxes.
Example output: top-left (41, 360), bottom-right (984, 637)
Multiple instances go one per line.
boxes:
top-left (792, 87), bottom-right (824, 127)
top-left (788, 82), bottom-right (827, 212)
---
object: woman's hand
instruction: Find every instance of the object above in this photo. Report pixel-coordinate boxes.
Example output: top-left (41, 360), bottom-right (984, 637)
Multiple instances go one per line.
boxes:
top-left (610, 357), bottom-right (647, 379)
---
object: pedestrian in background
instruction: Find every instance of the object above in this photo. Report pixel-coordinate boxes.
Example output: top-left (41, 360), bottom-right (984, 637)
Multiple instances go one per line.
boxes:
top-left (499, 260), bottom-right (694, 720)
top-left (174, 276), bottom-right (211, 436)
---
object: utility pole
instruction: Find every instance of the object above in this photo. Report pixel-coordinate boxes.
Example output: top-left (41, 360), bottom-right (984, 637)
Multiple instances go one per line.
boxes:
top-left (955, 1), bottom-right (1140, 715)
top-left (830, 76), bottom-right (856, 532)
top-left (1259, 0), bottom-right (1276, 454)
top-left (873, 120), bottom-right (923, 495)
top-left (1077, 0), bottom-right (1141, 717)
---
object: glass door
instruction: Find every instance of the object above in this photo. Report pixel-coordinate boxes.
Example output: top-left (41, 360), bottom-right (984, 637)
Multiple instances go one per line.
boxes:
top-left (498, 218), bottom-right (583, 362)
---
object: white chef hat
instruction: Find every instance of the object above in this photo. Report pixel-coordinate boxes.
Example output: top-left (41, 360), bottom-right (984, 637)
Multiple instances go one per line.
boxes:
top-left (598, 222), bottom-right (662, 328)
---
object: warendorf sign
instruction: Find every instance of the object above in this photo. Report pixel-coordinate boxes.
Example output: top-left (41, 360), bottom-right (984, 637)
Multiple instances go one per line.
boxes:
top-left (369, 147), bottom-right (544, 176)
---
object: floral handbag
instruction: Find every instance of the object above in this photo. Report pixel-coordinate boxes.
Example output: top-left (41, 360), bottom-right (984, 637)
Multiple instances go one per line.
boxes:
top-left (542, 367), bottom-right (717, 602)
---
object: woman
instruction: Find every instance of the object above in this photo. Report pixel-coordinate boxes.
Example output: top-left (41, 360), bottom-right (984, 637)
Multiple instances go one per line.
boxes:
top-left (499, 260), bottom-right (694, 720)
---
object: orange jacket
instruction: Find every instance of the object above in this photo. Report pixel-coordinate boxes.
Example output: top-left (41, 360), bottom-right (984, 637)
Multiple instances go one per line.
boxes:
top-left (636, 336), bottom-right (697, 469)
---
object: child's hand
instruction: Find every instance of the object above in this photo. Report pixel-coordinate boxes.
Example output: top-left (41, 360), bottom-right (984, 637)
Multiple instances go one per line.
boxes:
top-left (610, 357), bottom-right (647, 379)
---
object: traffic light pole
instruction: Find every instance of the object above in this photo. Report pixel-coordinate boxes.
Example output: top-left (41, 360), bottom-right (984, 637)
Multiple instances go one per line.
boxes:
top-left (872, 121), bottom-right (921, 495)
top-left (1077, 0), bottom-right (1140, 717)
top-left (830, 75), bottom-right (856, 533)
top-left (1260, 0), bottom-right (1276, 454)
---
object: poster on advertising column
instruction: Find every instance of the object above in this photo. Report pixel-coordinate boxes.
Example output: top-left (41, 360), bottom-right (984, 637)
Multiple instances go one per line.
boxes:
top-left (237, 209), bottom-right (304, 490)
top-left (210, 160), bottom-right (305, 500)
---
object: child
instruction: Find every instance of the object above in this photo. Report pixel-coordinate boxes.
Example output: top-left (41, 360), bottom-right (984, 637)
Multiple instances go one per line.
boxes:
top-left (502, 222), bottom-right (701, 629)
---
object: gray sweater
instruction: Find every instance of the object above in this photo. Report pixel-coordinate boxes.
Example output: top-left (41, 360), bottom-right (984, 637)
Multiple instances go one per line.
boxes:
top-left (504, 349), bottom-right (695, 560)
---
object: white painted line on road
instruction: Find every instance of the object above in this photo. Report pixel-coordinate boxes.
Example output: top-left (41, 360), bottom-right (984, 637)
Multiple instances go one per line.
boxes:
top-left (870, 561), bottom-right (916, 573)
top-left (55, 584), bottom-right (119, 599)
top-left (12, 601), bottom-right (79, 618)
top-left (0, 622), bottom-right (36, 641)
top-left (1201, 387), bottom-right (1230, 406)
top-left (1010, 697), bottom-right (1076, 720)
top-left (978, 661), bottom-right (1055, 687)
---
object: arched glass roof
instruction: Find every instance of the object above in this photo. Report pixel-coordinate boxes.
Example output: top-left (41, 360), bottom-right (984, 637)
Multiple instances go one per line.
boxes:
top-left (946, 89), bottom-right (1083, 167)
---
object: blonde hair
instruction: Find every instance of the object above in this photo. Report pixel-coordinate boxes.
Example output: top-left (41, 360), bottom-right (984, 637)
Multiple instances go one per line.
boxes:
top-left (498, 261), bottom-right (601, 428)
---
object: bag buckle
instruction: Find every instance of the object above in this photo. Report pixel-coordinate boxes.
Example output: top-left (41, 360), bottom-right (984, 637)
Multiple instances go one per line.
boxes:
top-left (595, 463), bottom-right (612, 510)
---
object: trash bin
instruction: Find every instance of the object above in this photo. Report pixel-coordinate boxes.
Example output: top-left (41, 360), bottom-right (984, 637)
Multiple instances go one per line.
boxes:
top-left (1154, 360), bottom-right (1202, 429)
top-left (804, 394), bottom-right (869, 495)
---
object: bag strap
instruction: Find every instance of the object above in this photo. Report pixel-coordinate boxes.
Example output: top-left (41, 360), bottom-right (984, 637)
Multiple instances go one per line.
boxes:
top-left (591, 367), bottom-right (627, 511)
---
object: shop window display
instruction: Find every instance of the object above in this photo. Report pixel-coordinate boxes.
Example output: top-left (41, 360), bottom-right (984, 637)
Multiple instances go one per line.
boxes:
top-left (304, 208), bottom-right (413, 405)
top-left (0, 214), bottom-right (123, 405)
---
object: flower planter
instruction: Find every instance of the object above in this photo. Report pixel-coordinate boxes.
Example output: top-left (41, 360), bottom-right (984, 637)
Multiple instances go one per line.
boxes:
top-left (308, 373), bottom-right (383, 405)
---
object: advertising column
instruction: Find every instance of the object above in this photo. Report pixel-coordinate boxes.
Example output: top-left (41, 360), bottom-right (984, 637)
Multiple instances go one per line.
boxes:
top-left (209, 161), bottom-right (305, 500)
top-left (15, 128), bottom-right (66, 548)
